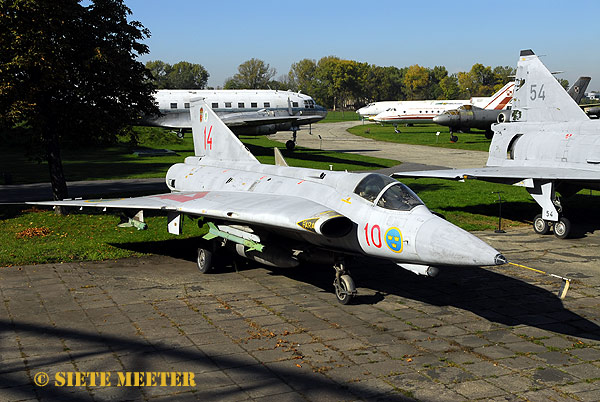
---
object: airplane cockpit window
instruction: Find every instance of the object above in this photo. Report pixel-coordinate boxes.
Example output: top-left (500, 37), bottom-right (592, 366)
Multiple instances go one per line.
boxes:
top-left (354, 174), bottom-right (424, 211)
top-left (293, 102), bottom-right (299, 107)
top-left (303, 99), bottom-right (315, 109)
top-left (354, 174), bottom-right (396, 202)
top-left (376, 183), bottom-right (424, 211)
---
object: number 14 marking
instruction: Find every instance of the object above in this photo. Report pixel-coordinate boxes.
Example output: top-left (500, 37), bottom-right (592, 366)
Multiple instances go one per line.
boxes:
top-left (204, 126), bottom-right (213, 150)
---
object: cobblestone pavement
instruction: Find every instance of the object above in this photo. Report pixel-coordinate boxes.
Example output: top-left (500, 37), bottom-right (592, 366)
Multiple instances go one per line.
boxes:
top-left (1, 227), bottom-right (600, 401)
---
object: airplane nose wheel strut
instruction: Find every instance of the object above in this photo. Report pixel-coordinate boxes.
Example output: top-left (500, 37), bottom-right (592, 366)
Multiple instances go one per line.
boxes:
top-left (333, 261), bottom-right (357, 305)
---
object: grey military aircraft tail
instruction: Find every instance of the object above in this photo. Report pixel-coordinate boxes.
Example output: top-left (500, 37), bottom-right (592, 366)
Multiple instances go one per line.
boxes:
top-left (29, 98), bottom-right (506, 304)
top-left (394, 49), bottom-right (600, 239)
top-left (433, 76), bottom-right (591, 139)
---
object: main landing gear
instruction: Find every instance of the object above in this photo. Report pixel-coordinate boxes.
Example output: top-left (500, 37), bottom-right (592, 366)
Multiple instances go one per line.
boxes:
top-left (333, 260), bottom-right (357, 305)
top-left (533, 214), bottom-right (571, 239)
top-left (528, 182), bottom-right (571, 239)
top-left (285, 129), bottom-right (297, 151)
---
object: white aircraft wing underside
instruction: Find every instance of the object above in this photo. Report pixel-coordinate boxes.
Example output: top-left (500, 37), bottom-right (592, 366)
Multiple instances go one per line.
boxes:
top-left (393, 166), bottom-right (600, 182)
top-left (28, 191), bottom-right (349, 235)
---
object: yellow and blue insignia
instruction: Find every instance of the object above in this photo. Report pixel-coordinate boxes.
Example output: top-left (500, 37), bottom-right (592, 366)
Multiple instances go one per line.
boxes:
top-left (385, 227), bottom-right (403, 253)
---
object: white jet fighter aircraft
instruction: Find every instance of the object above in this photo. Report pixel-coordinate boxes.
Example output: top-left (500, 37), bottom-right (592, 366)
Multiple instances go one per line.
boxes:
top-left (30, 99), bottom-right (506, 304)
top-left (394, 50), bottom-right (600, 239)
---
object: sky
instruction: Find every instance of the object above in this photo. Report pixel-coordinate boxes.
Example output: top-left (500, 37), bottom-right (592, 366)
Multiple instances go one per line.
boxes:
top-left (124, 0), bottom-right (600, 92)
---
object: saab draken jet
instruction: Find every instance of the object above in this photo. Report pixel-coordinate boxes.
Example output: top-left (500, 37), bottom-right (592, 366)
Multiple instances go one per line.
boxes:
top-left (394, 50), bottom-right (600, 239)
top-left (145, 89), bottom-right (327, 150)
top-left (29, 98), bottom-right (506, 304)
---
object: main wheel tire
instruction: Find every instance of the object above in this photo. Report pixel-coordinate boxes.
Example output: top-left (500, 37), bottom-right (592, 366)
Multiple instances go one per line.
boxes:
top-left (450, 135), bottom-right (458, 143)
top-left (177, 131), bottom-right (184, 139)
top-left (533, 214), bottom-right (550, 235)
top-left (335, 274), bottom-right (355, 305)
top-left (196, 247), bottom-right (213, 273)
top-left (554, 217), bottom-right (571, 239)
top-left (285, 140), bottom-right (295, 151)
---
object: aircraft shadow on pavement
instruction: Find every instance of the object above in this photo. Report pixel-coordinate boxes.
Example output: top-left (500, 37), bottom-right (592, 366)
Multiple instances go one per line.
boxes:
top-left (113, 239), bottom-right (600, 342)
top-left (0, 320), bottom-right (414, 402)
top-left (272, 260), bottom-right (600, 342)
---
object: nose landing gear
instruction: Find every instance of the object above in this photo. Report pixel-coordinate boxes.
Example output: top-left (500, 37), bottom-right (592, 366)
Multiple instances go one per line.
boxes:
top-left (333, 260), bottom-right (357, 305)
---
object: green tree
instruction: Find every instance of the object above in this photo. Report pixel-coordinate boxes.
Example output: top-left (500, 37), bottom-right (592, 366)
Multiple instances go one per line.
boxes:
top-left (362, 65), bottom-right (406, 102)
top-left (146, 60), bottom-right (169, 87)
top-left (439, 75), bottom-right (460, 99)
top-left (145, 60), bottom-right (209, 89)
top-left (403, 64), bottom-right (429, 100)
top-left (224, 58), bottom-right (276, 89)
top-left (493, 65), bottom-right (516, 88)
top-left (0, 0), bottom-right (158, 204)
top-left (287, 58), bottom-right (318, 94)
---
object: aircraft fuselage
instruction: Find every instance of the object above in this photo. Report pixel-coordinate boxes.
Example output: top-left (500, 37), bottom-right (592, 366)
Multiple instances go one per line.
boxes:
top-left (165, 158), bottom-right (502, 267)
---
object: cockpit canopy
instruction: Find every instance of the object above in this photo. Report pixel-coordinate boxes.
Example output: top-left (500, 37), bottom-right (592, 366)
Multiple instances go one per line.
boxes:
top-left (353, 174), bottom-right (424, 211)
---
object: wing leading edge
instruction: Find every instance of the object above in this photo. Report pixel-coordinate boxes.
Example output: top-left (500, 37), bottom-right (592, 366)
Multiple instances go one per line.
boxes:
top-left (393, 166), bottom-right (600, 183)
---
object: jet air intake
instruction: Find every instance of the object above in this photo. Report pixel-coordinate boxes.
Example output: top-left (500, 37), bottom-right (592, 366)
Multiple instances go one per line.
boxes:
top-left (297, 211), bottom-right (353, 238)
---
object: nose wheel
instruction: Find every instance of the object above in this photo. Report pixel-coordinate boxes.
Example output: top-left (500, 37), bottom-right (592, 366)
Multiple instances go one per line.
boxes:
top-left (333, 261), bottom-right (356, 304)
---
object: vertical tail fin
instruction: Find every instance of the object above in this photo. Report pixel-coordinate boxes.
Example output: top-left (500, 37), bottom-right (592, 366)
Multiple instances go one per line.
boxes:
top-left (190, 97), bottom-right (259, 163)
top-left (511, 49), bottom-right (588, 122)
top-left (482, 82), bottom-right (514, 110)
top-left (567, 76), bottom-right (591, 104)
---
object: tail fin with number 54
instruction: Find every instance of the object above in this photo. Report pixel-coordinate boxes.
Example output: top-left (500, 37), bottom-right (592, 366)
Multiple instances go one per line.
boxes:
top-left (511, 49), bottom-right (588, 123)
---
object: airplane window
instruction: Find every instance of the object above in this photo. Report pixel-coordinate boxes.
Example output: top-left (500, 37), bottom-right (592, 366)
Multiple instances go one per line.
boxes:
top-left (212, 102), bottom-right (219, 108)
top-left (377, 183), bottom-right (424, 211)
top-left (292, 102), bottom-right (298, 107)
top-left (354, 174), bottom-right (396, 203)
top-left (225, 102), bottom-right (232, 108)
top-left (238, 102), bottom-right (244, 108)
top-left (184, 103), bottom-right (190, 109)
top-left (264, 102), bottom-right (270, 107)
top-left (251, 102), bottom-right (257, 108)
top-left (170, 103), bottom-right (177, 109)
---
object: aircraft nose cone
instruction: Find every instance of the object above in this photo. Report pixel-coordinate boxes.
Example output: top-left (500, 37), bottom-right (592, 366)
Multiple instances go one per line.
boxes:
top-left (415, 216), bottom-right (504, 266)
top-left (432, 113), bottom-right (451, 125)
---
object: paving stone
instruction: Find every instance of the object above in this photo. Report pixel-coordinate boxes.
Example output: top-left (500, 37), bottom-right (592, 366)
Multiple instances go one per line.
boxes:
top-left (451, 379), bottom-right (507, 399)
top-left (531, 366), bottom-right (577, 385)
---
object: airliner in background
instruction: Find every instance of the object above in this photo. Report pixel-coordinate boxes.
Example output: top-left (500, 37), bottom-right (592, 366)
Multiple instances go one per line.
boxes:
top-left (144, 89), bottom-right (327, 150)
top-left (356, 82), bottom-right (514, 126)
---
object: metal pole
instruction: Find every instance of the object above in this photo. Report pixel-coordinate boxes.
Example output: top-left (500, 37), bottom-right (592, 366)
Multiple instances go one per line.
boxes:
top-left (492, 191), bottom-right (506, 233)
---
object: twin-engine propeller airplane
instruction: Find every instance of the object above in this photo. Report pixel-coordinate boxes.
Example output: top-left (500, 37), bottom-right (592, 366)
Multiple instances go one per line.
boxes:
top-left (29, 99), bottom-right (506, 304)
top-left (394, 50), bottom-right (600, 240)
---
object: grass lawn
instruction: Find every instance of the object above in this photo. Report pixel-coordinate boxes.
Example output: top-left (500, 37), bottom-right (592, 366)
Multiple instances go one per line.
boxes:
top-left (1, 126), bottom-right (400, 185)
top-left (348, 122), bottom-right (492, 152)
top-left (319, 109), bottom-right (362, 123)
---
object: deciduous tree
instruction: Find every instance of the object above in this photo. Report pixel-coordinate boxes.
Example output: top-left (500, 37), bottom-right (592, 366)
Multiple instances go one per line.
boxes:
top-left (0, 0), bottom-right (158, 205)
top-left (224, 58), bottom-right (276, 89)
